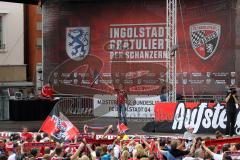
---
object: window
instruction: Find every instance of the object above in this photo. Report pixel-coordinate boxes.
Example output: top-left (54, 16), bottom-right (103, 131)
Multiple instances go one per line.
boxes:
top-left (0, 16), bottom-right (4, 49)
top-left (36, 6), bottom-right (42, 14)
top-left (36, 21), bottom-right (42, 31)
top-left (36, 37), bottom-right (42, 48)
top-left (0, 14), bottom-right (6, 51)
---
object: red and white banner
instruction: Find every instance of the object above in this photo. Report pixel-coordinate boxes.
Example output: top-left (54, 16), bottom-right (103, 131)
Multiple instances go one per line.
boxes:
top-left (205, 137), bottom-right (240, 147)
top-left (149, 102), bottom-right (240, 134)
top-left (43, 0), bottom-right (236, 96)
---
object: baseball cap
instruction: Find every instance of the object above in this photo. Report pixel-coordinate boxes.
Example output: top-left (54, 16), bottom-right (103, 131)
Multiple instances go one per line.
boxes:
top-left (5, 142), bottom-right (14, 152)
top-left (185, 124), bottom-right (194, 130)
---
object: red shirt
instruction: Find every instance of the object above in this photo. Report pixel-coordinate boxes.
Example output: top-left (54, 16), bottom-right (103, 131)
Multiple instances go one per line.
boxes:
top-left (117, 90), bottom-right (127, 105)
top-left (21, 132), bottom-right (33, 141)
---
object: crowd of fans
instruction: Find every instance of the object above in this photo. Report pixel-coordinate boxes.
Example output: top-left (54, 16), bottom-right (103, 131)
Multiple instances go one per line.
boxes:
top-left (0, 126), bottom-right (239, 160)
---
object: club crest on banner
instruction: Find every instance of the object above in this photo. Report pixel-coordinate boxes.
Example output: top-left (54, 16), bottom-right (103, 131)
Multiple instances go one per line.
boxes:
top-left (190, 23), bottom-right (221, 60)
top-left (66, 27), bottom-right (90, 61)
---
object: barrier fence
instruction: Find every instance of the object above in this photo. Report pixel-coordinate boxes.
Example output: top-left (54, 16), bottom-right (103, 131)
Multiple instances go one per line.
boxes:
top-left (54, 95), bottom-right (226, 120)
top-left (1, 94), bottom-right (227, 121)
top-left (55, 97), bottom-right (94, 117)
top-left (179, 95), bottom-right (225, 103)
top-left (0, 96), bottom-right (9, 120)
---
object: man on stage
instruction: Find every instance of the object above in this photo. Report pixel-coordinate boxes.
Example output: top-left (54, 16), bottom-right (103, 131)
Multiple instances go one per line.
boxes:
top-left (225, 87), bottom-right (239, 136)
top-left (115, 84), bottom-right (128, 126)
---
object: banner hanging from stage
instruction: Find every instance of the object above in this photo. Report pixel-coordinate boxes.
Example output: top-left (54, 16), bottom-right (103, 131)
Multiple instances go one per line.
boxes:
top-left (151, 102), bottom-right (240, 134)
top-left (93, 95), bottom-right (159, 118)
top-left (42, 0), bottom-right (237, 96)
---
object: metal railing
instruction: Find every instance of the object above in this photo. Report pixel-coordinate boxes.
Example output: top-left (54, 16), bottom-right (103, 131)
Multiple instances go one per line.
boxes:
top-left (53, 95), bottom-right (225, 118)
top-left (179, 95), bottom-right (225, 103)
top-left (54, 97), bottom-right (93, 117)
top-left (0, 96), bottom-right (9, 120)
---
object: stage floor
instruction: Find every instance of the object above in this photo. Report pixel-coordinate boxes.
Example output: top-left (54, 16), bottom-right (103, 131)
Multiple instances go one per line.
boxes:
top-left (0, 117), bottom-right (155, 134)
top-left (0, 117), bottom-right (214, 137)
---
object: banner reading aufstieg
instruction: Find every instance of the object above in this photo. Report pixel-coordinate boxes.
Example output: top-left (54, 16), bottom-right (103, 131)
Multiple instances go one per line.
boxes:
top-left (150, 102), bottom-right (240, 134)
top-left (43, 0), bottom-right (236, 96)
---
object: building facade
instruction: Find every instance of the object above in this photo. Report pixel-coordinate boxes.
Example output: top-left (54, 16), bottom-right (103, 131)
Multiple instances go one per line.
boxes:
top-left (25, 4), bottom-right (43, 93)
top-left (0, 2), bottom-right (25, 81)
top-left (0, 2), bottom-right (28, 120)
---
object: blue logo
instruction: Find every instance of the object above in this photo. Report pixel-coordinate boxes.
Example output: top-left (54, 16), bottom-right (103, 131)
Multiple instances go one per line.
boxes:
top-left (66, 27), bottom-right (90, 61)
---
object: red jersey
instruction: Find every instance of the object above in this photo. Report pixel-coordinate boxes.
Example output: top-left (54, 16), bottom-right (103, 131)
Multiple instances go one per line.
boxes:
top-left (21, 132), bottom-right (33, 141)
top-left (117, 90), bottom-right (127, 105)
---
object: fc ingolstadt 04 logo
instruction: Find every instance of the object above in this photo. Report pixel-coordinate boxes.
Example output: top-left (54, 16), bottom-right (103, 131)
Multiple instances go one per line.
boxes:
top-left (190, 23), bottom-right (221, 60)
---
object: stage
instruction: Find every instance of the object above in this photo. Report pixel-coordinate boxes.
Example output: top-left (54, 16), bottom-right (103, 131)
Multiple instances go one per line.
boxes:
top-left (0, 117), bottom-right (214, 138)
top-left (3, 98), bottom-right (234, 136)
top-left (0, 117), bottom-right (157, 134)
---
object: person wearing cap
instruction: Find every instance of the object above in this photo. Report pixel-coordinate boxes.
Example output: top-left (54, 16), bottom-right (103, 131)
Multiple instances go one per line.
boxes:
top-left (183, 125), bottom-right (196, 153)
top-left (183, 125), bottom-right (196, 140)
top-left (5, 142), bottom-right (15, 160)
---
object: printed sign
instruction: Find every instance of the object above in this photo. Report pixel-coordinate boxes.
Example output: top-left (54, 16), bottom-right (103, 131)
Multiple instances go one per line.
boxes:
top-left (43, 0), bottom-right (236, 96)
top-left (93, 95), bottom-right (159, 118)
top-left (152, 102), bottom-right (240, 134)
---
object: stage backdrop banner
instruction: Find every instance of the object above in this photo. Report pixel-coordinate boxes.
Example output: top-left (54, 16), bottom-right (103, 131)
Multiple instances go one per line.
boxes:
top-left (153, 102), bottom-right (240, 134)
top-left (43, 0), bottom-right (237, 96)
top-left (93, 95), bottom-right (159, 118)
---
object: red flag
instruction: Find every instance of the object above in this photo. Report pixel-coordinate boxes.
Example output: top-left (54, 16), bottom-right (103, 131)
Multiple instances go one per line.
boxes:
top-left (117, 123), bottom-right (128, 133)
top-left (40, 107), bottom-right (79, 142)
top-left (41, 84), bottom-right (54, 98)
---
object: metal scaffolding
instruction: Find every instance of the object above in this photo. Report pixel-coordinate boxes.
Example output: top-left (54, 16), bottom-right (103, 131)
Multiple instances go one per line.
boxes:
top-left (166, 0), bottom-right (177, 102)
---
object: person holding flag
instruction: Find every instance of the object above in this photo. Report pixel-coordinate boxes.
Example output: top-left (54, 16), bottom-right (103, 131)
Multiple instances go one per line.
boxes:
top-left (115, 84), bottom-right (128, 126)
top-left (40, 105), bottom-right (79, 142)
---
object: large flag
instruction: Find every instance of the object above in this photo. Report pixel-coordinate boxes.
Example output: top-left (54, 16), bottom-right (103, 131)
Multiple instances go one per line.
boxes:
top-left (40, 106), bottom-right (79, 142)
